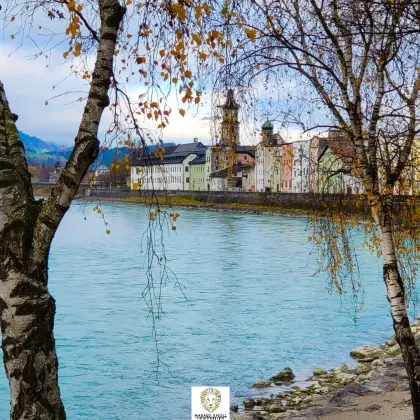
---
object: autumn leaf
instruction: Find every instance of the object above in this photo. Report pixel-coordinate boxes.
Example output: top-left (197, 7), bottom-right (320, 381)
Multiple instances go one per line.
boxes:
top-left (179, 109), bottom-right (186, 117)
top-left (245, 28), bottom-right (257, 42)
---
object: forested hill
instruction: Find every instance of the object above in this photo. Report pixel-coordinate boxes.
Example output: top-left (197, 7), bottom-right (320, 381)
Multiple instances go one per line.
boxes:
top-left (19, 131), bottom-right (176, 166)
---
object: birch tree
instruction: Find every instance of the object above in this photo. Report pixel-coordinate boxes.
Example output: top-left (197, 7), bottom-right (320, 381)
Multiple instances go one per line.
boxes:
top-left (213, 0), bottom-right (420, 416)
top-left (0, 0), bottom-right (222, 418)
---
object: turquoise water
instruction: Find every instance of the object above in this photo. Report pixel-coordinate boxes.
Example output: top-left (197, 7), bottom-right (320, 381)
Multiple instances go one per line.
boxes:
top-left (0, 202), bottom-right (410, 419)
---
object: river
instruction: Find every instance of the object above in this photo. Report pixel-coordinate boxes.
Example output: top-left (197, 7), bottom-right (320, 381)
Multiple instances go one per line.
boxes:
top-left (0, 202), bottom-right (413, 419)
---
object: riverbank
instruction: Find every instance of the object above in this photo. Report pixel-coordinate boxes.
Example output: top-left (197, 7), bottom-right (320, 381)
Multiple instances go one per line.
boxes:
top-left (76, 195), bottom-right (323, 218)
top-left (233, 322), bottom-right (420, 420)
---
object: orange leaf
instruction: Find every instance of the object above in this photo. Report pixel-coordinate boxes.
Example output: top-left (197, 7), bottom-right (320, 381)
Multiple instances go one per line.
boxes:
top-left (179, 109), bottom-right (186, 117)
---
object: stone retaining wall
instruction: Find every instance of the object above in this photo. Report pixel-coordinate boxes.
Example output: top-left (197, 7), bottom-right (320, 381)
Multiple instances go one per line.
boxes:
top-left (85, 187), bottom-right (368, 213)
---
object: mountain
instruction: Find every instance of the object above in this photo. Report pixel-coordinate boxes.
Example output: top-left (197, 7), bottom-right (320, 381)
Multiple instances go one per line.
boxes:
top-left (19, 130), bottom-right (177, 167)
top-left (19, 131), bottom-right (60, 153)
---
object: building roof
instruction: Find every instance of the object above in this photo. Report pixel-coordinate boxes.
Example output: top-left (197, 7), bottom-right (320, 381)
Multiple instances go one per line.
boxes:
top-left (210, 163), bottom-right (252, 179)
top-left (132, 142), bottom-right (207, 167)
top-left (189, 155), bottom-right (206, 165)
top-left (262, 120), bottom-right (274, 130)
top-left (95, 164), bottom-right (109, 171)
top-left (236, 145), bottom-right (256, 158)
top-left (219, 89), bottom-right (239, 110)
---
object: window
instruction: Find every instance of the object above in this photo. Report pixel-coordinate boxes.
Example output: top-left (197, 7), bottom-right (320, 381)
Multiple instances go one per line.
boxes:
top-left (186, 177), bottom-right (190, 183)
top-left (185, 167), bottom-right (189, 172)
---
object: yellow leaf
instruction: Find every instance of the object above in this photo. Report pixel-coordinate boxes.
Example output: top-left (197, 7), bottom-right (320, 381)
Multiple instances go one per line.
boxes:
top-left (172, 77), bottom-right (178, 83)
top-left (159, 50), bottom-right (165, 57)
top-left (106, 229), bottom-right (111, 234)
top-left (245, 28), bottom-right (257, 42)
top-left (185, 70), bottom-right (192, 78)
top-left (77, 4), bottom-right (83, 12)
top-left (179, 109), bottom-right (186, 117)
top-left (199, 52), bottom-right (207, 60)
top-left (126, 0), bottom-right (132, 4)
top-left (114, 50), bottom-right (119, 56)
top-left (132, 182), bottom-right (139, 190)
top-left (192, 33), bottom-right (202, 45)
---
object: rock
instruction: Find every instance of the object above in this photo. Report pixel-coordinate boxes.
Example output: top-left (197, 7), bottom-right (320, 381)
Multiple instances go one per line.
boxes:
top-left (350, 345), bottom-right (384, 361)
top-left (319, 386), bottom-right (330, 394)
top-left (335, 372), bottom-right (357, 385)
top-left (334, 364), bottom-right (349, 374)
top-left (386, 344), bottom-right (401, 356)
top-left (231, 404), bottom-right (239, 413)
top-left (270, 367), bottom-right (296, 384)
top-left (252, 380), bottom-right (272, 389)
top-left (243, 398), bottom-right (256, 410)
top-left (385, 339), bottom-right (396, 347)
top-left (269, 404), bottom-right (285, 413)
top-left (371, 358), bottom-right (385, 367)
top-left (313, 368), bottom-right (327, 376)
top-left (364, 404), bottom-right (382, 412)
top-left (355, 363), bottom-right (372, 375)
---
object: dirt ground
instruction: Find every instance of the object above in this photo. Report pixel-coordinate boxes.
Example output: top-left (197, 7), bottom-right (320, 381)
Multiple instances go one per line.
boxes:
top-left (320, 390), bottom-right (413, 420)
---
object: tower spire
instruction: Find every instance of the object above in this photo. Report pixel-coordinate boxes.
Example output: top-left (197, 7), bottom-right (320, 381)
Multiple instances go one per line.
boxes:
top-left (219, 89), bottom-right (240, 147)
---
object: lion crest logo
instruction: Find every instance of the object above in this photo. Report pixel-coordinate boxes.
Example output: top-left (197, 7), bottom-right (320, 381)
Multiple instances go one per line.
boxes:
top-left (200, 387), bottom-right (222, 413)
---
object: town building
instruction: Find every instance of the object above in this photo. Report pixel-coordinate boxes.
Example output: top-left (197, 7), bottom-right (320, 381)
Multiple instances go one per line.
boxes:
top-left (205, 89), bottom-right (256, 191)
top-left (255, 120), bottom-right (285, 192)
top-left (48, 167), bottom-right (63, 184)
top-left (292, 139), bottom-right (311, 193)
top-left (279, 143), bottom-right (293, 192)
top-left (317, 142), bottom-right (363, 194)
top-left (189, 155), bottom-right (206, 191)
top-left (131, 141), bottom-right (207, 191)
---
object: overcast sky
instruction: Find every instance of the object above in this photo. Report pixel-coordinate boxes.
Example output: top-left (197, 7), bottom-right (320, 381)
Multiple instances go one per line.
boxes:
top-left (1, 37), bottom-right (306, 147)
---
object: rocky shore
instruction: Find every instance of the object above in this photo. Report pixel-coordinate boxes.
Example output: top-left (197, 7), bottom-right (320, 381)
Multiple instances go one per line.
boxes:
top-left (232, 320), bottom-right (420, 419)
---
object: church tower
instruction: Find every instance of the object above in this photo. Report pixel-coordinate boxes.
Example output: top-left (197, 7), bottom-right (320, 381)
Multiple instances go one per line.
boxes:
top-left (261, 120), bottom-right (274, 145)
top-left (219, 89), bottom-right (240, 147)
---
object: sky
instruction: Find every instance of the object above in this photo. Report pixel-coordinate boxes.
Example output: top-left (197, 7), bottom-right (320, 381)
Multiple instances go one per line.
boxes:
top-left (0, 11), bottom-right (307, 148)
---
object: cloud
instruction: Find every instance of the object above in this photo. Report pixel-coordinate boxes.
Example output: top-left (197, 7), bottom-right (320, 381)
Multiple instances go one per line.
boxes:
top-left (0, 44), bottom-right (216, 146)
top-left (1, 43), bottom-right (309, 148)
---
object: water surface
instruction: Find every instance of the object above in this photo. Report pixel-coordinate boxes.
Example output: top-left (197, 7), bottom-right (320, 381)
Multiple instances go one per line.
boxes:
top-left (0, 202), bottom-right (409, 419)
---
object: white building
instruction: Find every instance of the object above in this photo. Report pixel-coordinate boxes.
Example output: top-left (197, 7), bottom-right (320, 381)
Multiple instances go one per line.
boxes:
top-left (255, 121), bottom-right (285, 192)
top-left (131, 142), bottom-right (207, 191)
top-left (292, 140), bottom-right (311, 193)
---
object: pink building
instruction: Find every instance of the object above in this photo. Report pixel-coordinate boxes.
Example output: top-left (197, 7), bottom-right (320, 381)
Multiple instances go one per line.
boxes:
top-left (280, 143), bottom-right (293, 192)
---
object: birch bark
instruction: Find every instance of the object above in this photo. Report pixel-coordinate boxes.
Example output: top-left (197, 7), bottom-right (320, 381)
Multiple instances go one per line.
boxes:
top-left (0, 1), bottom-right (124, 418)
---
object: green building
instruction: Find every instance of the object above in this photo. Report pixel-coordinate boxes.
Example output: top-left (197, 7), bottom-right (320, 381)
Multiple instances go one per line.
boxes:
top-left (189, 155), bottom-right (206, 191)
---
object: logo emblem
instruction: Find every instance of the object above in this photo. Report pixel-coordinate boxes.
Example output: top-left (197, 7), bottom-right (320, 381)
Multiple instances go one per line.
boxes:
top-left (192, 386), bottom-right (230, 419)
top-left (200, 387), bottom-right (222, 413)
